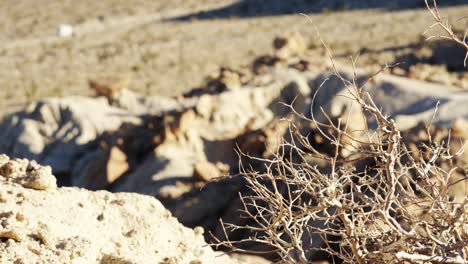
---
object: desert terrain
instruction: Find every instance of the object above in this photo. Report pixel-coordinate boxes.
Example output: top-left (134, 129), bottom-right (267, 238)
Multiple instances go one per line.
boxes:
top-left (0, 1), bottom-right (466, 113)
top-left (0, 1), bottom-right (467, 263)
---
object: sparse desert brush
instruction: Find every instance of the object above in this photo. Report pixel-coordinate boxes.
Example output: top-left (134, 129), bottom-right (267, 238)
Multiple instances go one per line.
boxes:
top-left (216, 66), bottom-right (467, 264)
top-left (215, 2), bottom-right (467, 263)
top-left (217, 71), bottom-right (467, 263)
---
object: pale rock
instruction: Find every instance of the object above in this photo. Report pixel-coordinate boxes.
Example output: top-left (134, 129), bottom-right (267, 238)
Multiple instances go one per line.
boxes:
top-left (193, 161), bottom-right (222, 182)
top-left (56, 24), bottom-right (74, 37)
top-left (273, 31), bottom-right (307, 60)
top-left (0, 155), bottom-right (237, 264)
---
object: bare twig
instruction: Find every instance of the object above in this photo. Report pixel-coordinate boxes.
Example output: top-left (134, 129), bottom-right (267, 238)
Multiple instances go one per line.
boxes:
top-left (215, 9), bottom-right (468, 264)
top-left (424, 0), bottom-right (468, 66)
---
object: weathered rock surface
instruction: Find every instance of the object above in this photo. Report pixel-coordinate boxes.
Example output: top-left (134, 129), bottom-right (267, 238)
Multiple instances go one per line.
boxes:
top-left (89, 75), bottom-right (131, 101)
top-left (273, 31), bottom-right (307, 60)
top-left (0, 93), bottom-right (180, 186)
top-left (0, 155), bottom-right (57, 191)
top-left (0, 155), bottom-right (237, 264)
top-left (310, 68), bottom-right (468, 130)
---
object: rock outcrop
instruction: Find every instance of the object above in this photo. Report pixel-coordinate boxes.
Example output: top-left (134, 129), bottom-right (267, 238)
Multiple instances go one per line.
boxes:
top-left (0, 155), bottom-right (237, 264)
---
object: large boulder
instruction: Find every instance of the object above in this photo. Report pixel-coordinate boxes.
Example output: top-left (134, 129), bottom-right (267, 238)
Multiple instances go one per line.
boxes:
top-left (0, 93), bottom-right (180, 186)
top-left (310, 68), bottom-right (468, 130)
top-left (0, 155), bottom-right (238, 264)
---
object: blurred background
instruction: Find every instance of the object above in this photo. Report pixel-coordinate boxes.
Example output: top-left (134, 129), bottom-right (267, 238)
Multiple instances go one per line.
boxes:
top-left (0, 0), bottom-right (466, 115)
top-left (0, 1), bottom-right (467, 263)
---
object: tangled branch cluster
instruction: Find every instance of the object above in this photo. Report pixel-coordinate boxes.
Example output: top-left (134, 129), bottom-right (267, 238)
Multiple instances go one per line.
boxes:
top-left (217, 68), bottom-right (467, 263)
top-left (215, 2), bottom-right (467, 263)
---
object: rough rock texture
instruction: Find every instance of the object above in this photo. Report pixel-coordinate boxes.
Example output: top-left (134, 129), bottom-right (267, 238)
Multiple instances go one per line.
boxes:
top-left (192, 161), bottom-right (225, 182)
top-left (89, 75), bottom-right (131, 101)
top-left (0, 93), bottom-right (180, 186)
top-left (0, 155), bottom-right (57, 191)
top-left (0, 155), bottom-right (237, 264)
top-left (273, 31), bottom-right (307, 60)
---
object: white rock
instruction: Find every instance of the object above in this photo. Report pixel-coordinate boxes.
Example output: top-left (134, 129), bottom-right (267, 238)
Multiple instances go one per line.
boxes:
top-left (0, 155), bottom-right (237, 264)
top-left (56, 24), bottom-right (74, 37)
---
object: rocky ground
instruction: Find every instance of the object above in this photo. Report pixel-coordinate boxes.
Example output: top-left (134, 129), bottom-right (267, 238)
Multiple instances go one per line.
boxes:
top-left (0, 1), bottom-right (467, 263)
top-left (0, 38), bottom-right (466, 261)
top-left (0, 155), bottom-right (245, 264)
top-left (0, 1), bottom-right (466, 116)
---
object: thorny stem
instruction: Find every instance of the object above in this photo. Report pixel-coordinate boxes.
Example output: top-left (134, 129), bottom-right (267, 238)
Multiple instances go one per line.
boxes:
top-left (424, 0), bottom-right (468, 66)
top-left (215, 8), bottom-right (467, 263)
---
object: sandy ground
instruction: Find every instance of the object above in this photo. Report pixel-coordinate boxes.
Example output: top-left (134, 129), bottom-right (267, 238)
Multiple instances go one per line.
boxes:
top-left (0, 1), bottom-right (466, 114)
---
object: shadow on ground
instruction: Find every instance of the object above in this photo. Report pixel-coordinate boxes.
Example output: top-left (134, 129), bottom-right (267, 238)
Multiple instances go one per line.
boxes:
top-left (350, 38), bottom-right (468, 72)
top-left (170, 0), bottom-right (467, 21)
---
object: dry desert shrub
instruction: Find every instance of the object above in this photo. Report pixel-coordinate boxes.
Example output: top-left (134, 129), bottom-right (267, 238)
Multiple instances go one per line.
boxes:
top-left (215, 3), bottom-right (467, 262)
top-left (216, 67), bottom-right (467, 264)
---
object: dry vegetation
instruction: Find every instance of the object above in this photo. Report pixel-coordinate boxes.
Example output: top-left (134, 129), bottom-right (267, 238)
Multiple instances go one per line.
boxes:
top-left (217, 69), bottom-right (467, 263)
top-left (0, 1), bottom-right (467, 263)
top-left (216, 2), bottom-right (468, 263)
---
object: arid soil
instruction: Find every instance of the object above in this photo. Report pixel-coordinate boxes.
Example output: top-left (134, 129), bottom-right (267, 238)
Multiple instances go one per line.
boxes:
top-left (0, 1), bottom-right (467, 263)
top-left (0, 1), bottom-right (466, 115)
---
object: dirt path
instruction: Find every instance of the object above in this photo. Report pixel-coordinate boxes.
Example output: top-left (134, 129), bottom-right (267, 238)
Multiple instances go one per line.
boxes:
top-left (0, 1), bottom-right (234, 51)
